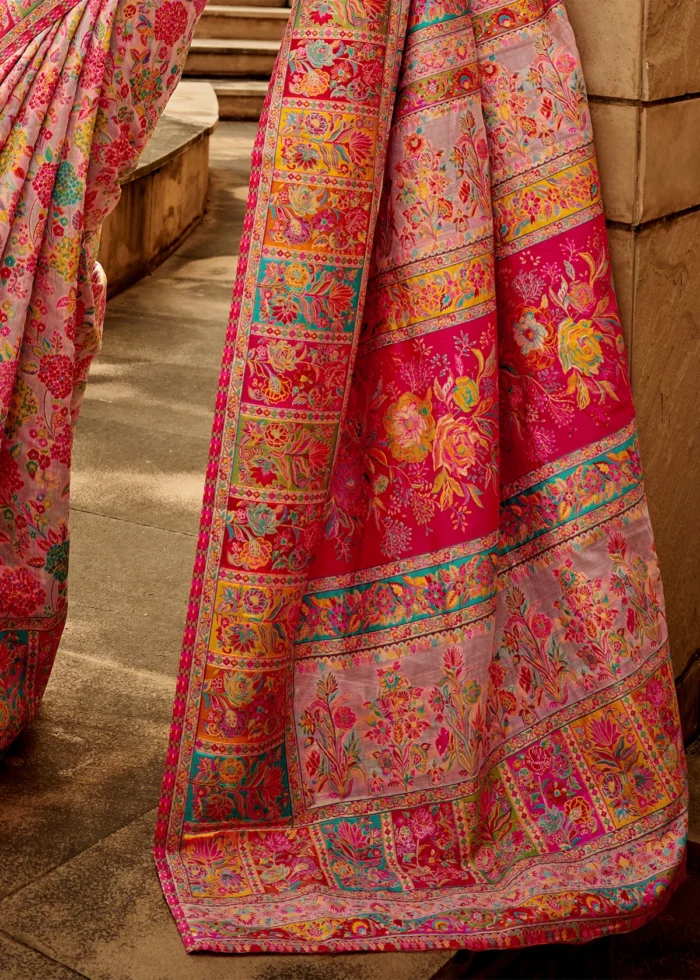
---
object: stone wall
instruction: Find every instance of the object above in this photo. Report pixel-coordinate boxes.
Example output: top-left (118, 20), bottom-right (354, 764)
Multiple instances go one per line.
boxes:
top-left (567, 0), bottom-right (700, 694)
top-left (98, 82), bottom-right (218, 296)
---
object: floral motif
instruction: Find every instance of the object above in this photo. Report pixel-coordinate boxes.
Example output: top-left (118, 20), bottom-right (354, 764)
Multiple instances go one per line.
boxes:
top-left (0, 632), bottom-right (27, 745)
top-left (607, 531), bottom-right (663, 649)
top-left (287, 39), bottom-right (385, 104)
top-left (572, 708), bottom-right (668, 826)
top-left (364, 661), bottom-right (433, 791)
top-left (278, 110), bottom-right (376, 179)
top-left (299, 674), bottom-right (363, 800)
top-left (431, 645), bottom-right (484, 776)
top-left (481, 28), bottom-right (588, 178)
top-left (0, 567), bottom-right (45, 617)
top-left (298, 551), bottom-right (497, 643)
top-left (297, 0), bottom-right (389, 32)
top-left (190, 746), bottom-right (290, 824)
top-left (321, 816), bottom-right (399, 890)
top-left (256, 260), bottom-right (360, 331)
top-left (211, 582), bottom-right (297, 658)
top-left (200, 666), bottom-right (284, 745)
top-left (393, 802), bottom-right (477, 888)
top-left (325, 337), bottom-right (498, 562)
top-left (266, 183), bottom-right (370, 256)
top-left (249, 829), bottom-right (328, 893)
top-left (384, 389), bottom-right (435, 462)
top-left (1, 0), bottom-right (202, 755)
top-left (500, 587), bottom-right (574, 706)
top-left (509, 734), bottom-right (600, 849)
top-left (553, 560), bottom-right (627, 679)
top-left (136, 0), bottom-right (684, 953)
top-left (234, 418), bottom-right (334, 493)
top-left (500, 440), bottom-right (642, 551)
top-left (499, 234), bottom-right (632, 476)
top-left (463, 772), bottom-right (537, 881)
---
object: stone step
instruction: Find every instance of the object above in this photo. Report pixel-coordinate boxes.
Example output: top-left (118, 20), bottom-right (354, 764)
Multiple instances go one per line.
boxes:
top-left (185, 38), bottom-right (279, 78)
top-left (212, 79), bottom-right (269, 120)
top-left (196, 5), bottom-right (289, 40)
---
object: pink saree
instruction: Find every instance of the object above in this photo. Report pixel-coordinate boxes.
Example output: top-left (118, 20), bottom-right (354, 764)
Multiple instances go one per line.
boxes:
top-left (0, 0), bottom-right (203, 749)
top-left (155, 0), bottom-right (688, 955)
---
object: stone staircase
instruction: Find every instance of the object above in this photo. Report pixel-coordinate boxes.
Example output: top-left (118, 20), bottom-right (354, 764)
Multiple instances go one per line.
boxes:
top-left (185, 0), bottom-right (290, 120)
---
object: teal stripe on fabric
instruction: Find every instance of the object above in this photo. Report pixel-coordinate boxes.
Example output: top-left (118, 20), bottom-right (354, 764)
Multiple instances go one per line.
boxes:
top-left (407, 2), bottom-right (467, 34)
top-left (498, 434), bottom-right (642, 558)
top-left (297, 547), bottom-right (498, 644)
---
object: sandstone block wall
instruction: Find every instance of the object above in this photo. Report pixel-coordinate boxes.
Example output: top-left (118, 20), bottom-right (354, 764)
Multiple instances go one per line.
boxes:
top-left (567, 0), bottom-right (700, 686)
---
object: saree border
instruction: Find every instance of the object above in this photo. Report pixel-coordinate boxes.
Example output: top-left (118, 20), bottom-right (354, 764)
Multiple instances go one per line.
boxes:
top-left (0, 0), bottom-right (87, 60)
top-left (154, 0), bottom-right (414, 949)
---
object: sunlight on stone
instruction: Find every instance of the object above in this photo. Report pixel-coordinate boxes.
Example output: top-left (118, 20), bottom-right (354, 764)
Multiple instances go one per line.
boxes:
top-left (71, 468), bottom-right (206, 511)
top-left (82, 381), bottom-right (215, 420)
top-left (87, 361), bottom-right (130, 378)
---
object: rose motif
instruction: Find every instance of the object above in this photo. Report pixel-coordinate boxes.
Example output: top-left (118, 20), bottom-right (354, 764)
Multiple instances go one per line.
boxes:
top-left (558, 318), bottom-right (603, 376)
top-left (564, 795), bottom-right (593, 827)
top-left (531, 613), bottom-right (552, 639)
top-left (432, 414), bottom-right (477, 478)
top-left (453, 376), bottom-right (480, 412)
top-left (224, 671), bottom-right (254, 707)
top-left (246, 503), bottom-right (278, 537)
top-left (568, 281), bottom-right (597, 312)
top-left (284, 262), bottom-right (311, 293)
top-left (264, 422), bottom-right (289, 450)
top-left (514, 310), bottom-right (548, 357)
top-left (220, 758), bottom-right (246, 785)
top-left (524, 743), bottom-right (551, 775)
top-left (291, 69), bottom-right (330, 97)
top-left (384, 390), bottom-right (435, 463)
top-left (288, 186), bottom-right (320, 216)
top-left (333, 706), bottom-right (356, 732)
top-left (305, 40), bottom-right (335, 68)
top-left (266, 340), bottom-right (297, 374)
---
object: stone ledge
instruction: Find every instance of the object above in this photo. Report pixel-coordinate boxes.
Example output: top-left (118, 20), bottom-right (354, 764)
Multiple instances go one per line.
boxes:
top-left (591, 96), bottom-right (700, 226)
top-left (567, 0), bottom-right (700, 102)
top-left (98, 81), bottom-right (218, 298)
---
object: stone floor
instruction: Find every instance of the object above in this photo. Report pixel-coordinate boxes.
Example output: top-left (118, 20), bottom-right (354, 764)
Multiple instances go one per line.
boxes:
top-left (0, 122), bottom-right (699, 980)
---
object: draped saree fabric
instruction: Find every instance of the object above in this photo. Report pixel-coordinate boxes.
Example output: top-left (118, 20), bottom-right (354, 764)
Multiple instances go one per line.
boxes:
top-left (155, 0), bottom-right (687, 954)
top-left (0, 0), bottom-right (204, 750)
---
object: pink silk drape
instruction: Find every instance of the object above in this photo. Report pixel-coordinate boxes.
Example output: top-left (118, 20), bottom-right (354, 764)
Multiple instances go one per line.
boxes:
top-left (155, 0), bottom-right (688, 954)
top-left (0, 0), bottom-right (204, 749)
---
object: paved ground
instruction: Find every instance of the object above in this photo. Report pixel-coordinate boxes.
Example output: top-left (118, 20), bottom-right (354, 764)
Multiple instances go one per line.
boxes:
top-left (0, 122), bottom-right (699, 980)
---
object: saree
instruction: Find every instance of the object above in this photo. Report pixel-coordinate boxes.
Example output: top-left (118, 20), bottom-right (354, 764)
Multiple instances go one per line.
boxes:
top-left (155, 0), bottom-right (688, 954)
top-left (0, 0), bottom-right (204, 751)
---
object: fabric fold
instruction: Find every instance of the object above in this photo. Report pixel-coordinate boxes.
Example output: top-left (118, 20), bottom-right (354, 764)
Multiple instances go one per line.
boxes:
top-left (0, 0), bottom-right (204, 750)
top-left (156, 0), bottom-right (687, 955)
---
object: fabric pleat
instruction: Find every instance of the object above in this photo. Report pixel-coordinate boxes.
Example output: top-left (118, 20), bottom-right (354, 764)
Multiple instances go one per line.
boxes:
top-left (0, 0), bottom-right (204, 751)
top-left (155, 0), bottom-right (687, 955)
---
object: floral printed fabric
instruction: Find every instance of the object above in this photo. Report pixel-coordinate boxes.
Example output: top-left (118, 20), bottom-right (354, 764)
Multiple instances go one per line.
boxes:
top-left (0, 0), bottom-right (204, 750)
top-left (155, 0), bottom-right (687, 954)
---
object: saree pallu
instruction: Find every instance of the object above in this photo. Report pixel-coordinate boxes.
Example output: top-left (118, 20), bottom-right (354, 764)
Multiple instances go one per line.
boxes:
top-left (156, 0), bottom-right (689, 954)
top-left (0, 0), bottom-right (204, 750)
